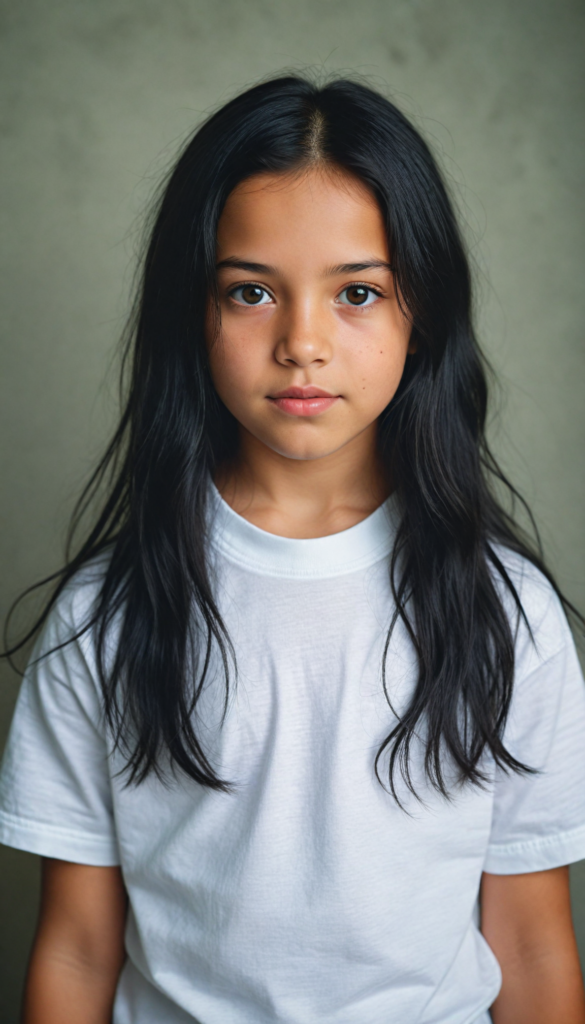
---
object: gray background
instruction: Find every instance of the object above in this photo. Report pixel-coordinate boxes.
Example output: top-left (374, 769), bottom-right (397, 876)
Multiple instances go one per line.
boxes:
top-left (1, 0), bottom-right (584, 1018)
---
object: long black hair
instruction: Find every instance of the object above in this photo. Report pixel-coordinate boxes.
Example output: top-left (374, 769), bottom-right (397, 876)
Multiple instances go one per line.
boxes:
top-left (4, 74), bottom-right (581, 798)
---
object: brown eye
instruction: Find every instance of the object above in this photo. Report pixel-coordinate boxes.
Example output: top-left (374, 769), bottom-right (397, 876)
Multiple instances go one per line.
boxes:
top-left (231, 284), bottom-right (271, 305)
top-left (338, 285), bottom-right (378, 307)
top-left (242, 285), bottom-right (264, 304)
top-left (347, 286), bottom-right (368, 305)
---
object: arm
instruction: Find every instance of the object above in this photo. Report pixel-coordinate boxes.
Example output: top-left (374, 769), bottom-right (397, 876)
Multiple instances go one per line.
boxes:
top-left (22, 858), bottom-right (127, 1024)
top-left (481, 866), bottom-right (585, 1024)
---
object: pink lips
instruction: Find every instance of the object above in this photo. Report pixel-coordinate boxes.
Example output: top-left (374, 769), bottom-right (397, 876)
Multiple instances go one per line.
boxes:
top-left (269, 386), bottom-right (340, 417)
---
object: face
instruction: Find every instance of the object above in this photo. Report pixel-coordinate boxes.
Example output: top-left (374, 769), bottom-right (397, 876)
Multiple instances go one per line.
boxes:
top-left (207, 166), bottom-right (413, 464)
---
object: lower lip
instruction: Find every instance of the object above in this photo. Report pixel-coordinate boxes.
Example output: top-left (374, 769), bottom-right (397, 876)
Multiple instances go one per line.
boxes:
top-left (270, 396), bottom-right (340, 417)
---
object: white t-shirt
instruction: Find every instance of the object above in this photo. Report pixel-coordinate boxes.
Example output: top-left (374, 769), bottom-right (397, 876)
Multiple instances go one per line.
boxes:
top-left (2, 487), bottom-right (585, 1024)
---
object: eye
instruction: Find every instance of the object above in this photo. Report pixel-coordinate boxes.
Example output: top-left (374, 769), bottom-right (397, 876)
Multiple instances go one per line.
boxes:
top-left (337, 285), bottom-right (380, 307)
top-left (230, 284), bottom-right (273, 306)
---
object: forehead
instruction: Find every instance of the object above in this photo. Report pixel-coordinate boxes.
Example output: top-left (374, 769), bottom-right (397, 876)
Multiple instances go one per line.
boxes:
top-left (216, 167), bottom-right (389, 265)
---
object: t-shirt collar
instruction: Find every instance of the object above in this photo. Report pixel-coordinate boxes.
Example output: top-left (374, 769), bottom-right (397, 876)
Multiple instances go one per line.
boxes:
top-left (209, 481), bottom-right (396, 580)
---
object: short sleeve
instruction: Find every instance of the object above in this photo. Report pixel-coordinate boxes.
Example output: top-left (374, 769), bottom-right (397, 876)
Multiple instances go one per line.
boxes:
top-left (485, 573), bottom-right (585, 874)
top-left (0, 577), bottom-right (119, 866)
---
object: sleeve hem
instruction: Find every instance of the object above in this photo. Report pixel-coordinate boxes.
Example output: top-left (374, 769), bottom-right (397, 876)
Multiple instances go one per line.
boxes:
top-left (484, 823), bottom-right (585, 874)
top-left (0, 810), bottom-right (120, 867)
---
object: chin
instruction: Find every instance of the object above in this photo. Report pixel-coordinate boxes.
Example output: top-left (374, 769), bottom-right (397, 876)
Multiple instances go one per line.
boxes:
top-left (266, 437), bottom-right (349, 462)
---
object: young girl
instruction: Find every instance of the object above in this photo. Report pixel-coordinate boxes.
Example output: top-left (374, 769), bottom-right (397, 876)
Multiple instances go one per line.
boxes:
top-left (2, 75), bottom-right (585, 1024)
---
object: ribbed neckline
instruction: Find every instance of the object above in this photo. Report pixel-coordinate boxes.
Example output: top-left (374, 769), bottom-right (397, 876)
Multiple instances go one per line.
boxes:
top-left (208, 482), bottom-right (396, 580)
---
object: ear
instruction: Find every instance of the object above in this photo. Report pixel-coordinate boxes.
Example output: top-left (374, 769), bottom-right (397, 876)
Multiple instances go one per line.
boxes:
top-left (407, 334), bottom-right (417, 355)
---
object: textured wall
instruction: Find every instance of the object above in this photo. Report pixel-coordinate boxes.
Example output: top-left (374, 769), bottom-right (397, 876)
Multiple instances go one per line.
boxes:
top-left (1, 0), bottom-right (584, 1017)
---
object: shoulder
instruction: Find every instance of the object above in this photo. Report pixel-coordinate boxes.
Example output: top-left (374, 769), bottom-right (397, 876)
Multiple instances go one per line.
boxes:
top-left (7, 555), bottom-right (116, 747)
top-left (490, 544), bottom-right (574, 682)
top-left (35, 552), bottom-right (113, 666)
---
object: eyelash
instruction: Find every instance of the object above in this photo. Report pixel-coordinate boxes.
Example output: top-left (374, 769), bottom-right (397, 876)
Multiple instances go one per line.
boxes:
top-left (337, 283), bottom-right (384, 307)
top-left (227, 282), bottom-right (384, 307)
top-left (228, 283), bottom-right (273, 306)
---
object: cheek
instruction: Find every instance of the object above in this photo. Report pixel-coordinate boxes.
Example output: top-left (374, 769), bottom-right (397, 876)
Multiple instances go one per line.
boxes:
top-left (207, 332), bottom-right (264, 410)
top-left (343, 333), bottom-right (410, 411)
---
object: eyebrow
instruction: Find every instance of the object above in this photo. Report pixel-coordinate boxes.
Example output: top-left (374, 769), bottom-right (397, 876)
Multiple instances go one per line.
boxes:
top-left (216, 257), bottom-right (394, 276)
top-left (216, 258), bottom-right (277, 274)
top-left (325, 260), bottom-right (394, 275)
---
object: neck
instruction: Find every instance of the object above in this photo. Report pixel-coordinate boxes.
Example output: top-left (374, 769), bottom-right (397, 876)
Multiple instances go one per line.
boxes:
top-left (214, 423), bottom-right (389, 539)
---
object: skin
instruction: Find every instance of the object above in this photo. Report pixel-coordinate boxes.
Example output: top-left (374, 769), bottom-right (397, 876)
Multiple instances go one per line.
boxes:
top-left (483, 868), bottom-right (585, 1024)
top-left (208, 165), bottom-right (414, 538)
top-left (22, 167), bottom-right (585, 1021)
top-left (22, 859), bottom-right (126, 1023)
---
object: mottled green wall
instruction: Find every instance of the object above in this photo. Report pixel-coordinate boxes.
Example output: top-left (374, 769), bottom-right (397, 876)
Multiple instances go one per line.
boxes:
top-left (1, 0), bottom-right (584, 1018)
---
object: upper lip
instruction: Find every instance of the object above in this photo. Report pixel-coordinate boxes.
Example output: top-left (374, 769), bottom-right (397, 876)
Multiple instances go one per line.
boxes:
top-left (270, 386), bottom-right (338, 399)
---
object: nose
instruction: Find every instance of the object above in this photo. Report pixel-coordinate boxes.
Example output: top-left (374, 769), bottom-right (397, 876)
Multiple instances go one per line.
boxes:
top-left (273, 297), bottom-right (333, 369)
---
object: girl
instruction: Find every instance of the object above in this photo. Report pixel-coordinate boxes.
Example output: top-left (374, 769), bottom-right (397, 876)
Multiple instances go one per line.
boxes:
top-left (2, 75), bottom-right (585, 1024)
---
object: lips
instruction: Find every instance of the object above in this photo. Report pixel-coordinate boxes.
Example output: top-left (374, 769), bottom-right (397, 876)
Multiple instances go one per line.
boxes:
top-left (268, 385), bottom-right (340, 417)
top-left (270, 386), bottom-right (337, 399)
